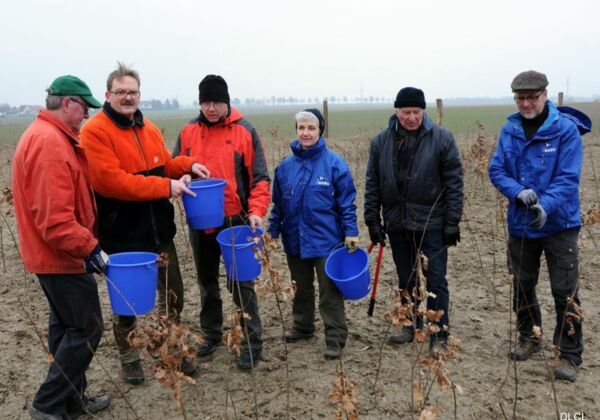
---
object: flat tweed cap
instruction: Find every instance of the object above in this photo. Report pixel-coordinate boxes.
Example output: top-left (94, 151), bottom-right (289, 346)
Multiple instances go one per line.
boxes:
top-left (511, 70), bottom-right (548, 92)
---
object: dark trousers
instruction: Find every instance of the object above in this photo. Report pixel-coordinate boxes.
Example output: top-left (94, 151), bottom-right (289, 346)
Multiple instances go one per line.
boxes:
top-left (190, 228), bottom-right (263, 350)
top-left (388, 229), bottom-right (449, 341)
top-left (33, 273), bottom-right (103, 416)
top-left (508, 229), bottom-right (583, 365)
top-left (286, 255), bottom-right (348, 345)
top-left (112, 241), bottom-right (184, 364)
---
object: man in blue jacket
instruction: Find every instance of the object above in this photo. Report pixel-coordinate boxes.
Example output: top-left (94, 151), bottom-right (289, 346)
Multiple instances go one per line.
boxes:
top-left (489, 70), bottom-right (590, 382)
top-left (364, 88), bottom-right (464, 353)
top-left (269, 109), bottom-right (358, 359)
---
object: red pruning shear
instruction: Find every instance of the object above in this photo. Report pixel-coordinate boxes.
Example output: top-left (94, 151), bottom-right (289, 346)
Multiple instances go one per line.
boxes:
top-left (367, 243), bottom-right (384, 316)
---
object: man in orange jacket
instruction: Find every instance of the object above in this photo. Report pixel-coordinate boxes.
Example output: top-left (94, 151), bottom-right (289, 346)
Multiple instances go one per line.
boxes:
top-left (173, 75), bottom-right (270, 369)
top-left (13, 75), bottom-right (111, 419)
top-left (80, 63), bottom-right (210, 384)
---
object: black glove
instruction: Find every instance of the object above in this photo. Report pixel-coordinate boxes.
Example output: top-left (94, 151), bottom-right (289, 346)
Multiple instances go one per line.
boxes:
top-left (515, 189), bottom-right (538, 208)
top-left (84, 245), bottom-right (110, 274)
top-left (443, 224), bottom-right (460, 246)
top-left (529, 203), bottom-right (547, 229)
top-left (368, 224), bottom-right (386, 247)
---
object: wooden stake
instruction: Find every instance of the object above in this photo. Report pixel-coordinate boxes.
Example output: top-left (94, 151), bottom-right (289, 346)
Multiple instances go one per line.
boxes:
top-left (436, 98), bottom-right (444, 126)
top-left (322, 99), bottom-right (329, 138)
top-left (558, 92), bottom-right (564, 106)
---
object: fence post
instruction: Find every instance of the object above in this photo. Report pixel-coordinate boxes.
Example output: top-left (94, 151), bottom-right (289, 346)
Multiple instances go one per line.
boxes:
top-left (322, 99), bottom-right (329, 138)
top-left (558, 92), bottom-right (564, 106)
top-left (436, 98), bottom-right (444, 126)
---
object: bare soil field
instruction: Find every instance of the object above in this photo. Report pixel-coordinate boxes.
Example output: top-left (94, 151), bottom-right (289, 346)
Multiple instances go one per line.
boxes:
top-left (0, 128), bottom-right (598, 419)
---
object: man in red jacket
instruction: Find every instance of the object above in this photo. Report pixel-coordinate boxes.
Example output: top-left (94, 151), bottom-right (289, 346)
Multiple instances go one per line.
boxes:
top-left (173, 75), bottom-right (270, 369)
top-left (12, 75), bottom-right (110, 419)
top-left (81, 63), bottom-right (210, 384)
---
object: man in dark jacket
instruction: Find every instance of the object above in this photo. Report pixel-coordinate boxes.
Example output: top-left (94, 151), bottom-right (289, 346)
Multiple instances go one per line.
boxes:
top-left (364, 87), bottom-right (463, 351)
top-left (489, 70), bottom-right (590, 382)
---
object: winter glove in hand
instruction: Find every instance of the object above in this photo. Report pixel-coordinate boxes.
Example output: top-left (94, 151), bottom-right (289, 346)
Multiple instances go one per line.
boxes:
top-left (443, 224), bottom-right (461, 246)
top-left (367, 224), bottom-right (386, 247)
top-left (344, 236), bottom-right (359, 253)
top-left (515, 189), bottom-right (538, 208)
top-left (84, 245), bottom-right (110, 274)
top-left (529, 203), bottom-right (547, 229)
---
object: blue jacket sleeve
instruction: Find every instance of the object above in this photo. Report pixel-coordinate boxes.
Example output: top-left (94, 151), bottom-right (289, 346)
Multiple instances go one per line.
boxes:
top-left (333, 158), bottom-right (359, 237)
top-left (268, 166), bottom-right (283, 239)
top-left (539, 124), bottom-right (582, 216)
top-left (488, 133), bottom-right (525, 201)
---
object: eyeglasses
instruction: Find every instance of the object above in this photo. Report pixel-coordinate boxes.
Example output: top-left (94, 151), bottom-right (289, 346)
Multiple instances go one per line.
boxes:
top-left (68, 97), bottom-right (89, 112)
top-left (110, 90), bottom-right (140, 98)
top-left (514, 91), bottom-right (544, 103)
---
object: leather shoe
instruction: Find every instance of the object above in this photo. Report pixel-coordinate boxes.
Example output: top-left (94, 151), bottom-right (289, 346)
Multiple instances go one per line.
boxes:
top-left (508, 338), bottom-right (541, 361)
top-left (181, 357), bottom-right (199, 377)
top-left (389, 327), bottom-right (414, 345)
top-left (197, 338), bottom-right (222, 358)
top-left (324, 340), bottom-right (345, 360)
top-left (28, 406), bottom-right (64, 420)
top-left (238, 348), bottom-right (262, 370)
top-left (283, 329), bottom-right (314, 343)
top-left (121, 360), bottom-right (145, 385)
top-left (69, 394), bottom-right (111, 418)
top-left (554, 358), bottom-right (578, 382)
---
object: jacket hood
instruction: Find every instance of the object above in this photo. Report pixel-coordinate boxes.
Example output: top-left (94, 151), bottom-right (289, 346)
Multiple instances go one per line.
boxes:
top-left (387, 112), bottom-right (434, 134)
top-left (557, 106), bottom-right (592, 135)
top-left (290, 136), bottom-right (327, 159)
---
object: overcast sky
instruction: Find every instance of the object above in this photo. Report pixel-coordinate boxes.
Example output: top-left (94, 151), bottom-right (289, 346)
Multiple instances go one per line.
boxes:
top-left (2, 0), bottom-right (599, 106)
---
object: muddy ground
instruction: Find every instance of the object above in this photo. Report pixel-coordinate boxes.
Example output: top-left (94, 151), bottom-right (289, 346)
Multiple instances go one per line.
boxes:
top-left (0, 131), bottom-right (599, 419)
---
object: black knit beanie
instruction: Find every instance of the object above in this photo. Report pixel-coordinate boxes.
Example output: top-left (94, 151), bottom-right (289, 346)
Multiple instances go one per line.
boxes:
top-left (302, 108), bottom-right (326, 135)
top-left (394, 87), bottom-right (426, 109)
top-left (198, 75), bottom-right (230, 104)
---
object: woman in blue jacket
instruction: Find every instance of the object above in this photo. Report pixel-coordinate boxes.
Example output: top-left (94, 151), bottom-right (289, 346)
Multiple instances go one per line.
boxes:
top-left (269, 109), bottom-right (359, 359)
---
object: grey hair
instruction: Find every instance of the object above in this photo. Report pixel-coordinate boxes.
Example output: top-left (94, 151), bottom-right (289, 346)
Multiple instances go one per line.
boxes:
top-left (45, 94), bottom-right (65, 110)
top-left (107, 61), bottom-right (140, 91)
top-left (295, 111), bottom-right (319, 125)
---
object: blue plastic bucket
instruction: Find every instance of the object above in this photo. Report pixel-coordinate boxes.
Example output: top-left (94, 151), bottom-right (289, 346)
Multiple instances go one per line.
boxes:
top-left (106, 252), bottom-right (159, 316)
top-left (182, 179), bottom-right (226, 229)
top-left (216, 226), bottom-right (264, 281)
top-left (325, 247), bottom-right (370, 300)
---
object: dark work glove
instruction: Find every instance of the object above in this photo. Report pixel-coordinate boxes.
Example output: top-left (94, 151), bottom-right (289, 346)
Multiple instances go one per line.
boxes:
top-left (529, 203), bottom-right (547, 229)
top-left (368, 224), bottom-right (386, 247)
top-left (84, 245), bottom-right (110, 274)
top-left (515, 189), bottom-right (538, 208)
top-left (443, 224), bottom-right (460, 246)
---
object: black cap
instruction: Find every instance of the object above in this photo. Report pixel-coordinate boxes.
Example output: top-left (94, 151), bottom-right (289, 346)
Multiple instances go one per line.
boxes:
top-left (303, 108), bottom-right (326, 135)
top-left (198, 75), bottom-right (230, 104)
top-left (394, 87), bottom-right (426, 109)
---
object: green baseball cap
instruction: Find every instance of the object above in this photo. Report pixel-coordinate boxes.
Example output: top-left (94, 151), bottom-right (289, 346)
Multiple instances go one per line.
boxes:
top-left (47, 75), bottom-right (102, 108)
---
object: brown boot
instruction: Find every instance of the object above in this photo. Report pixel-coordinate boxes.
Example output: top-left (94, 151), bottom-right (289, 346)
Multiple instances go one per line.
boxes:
top-left (508, 338), bottom-right (541, 361)
top-left (121, 360), bottom-right (145, 385)
top-left (324, 340), bottom-right (345, 360)
top-left (283, 329), bottom-right (314, 343)
top-left (554, 358), bottom-right (578, 382)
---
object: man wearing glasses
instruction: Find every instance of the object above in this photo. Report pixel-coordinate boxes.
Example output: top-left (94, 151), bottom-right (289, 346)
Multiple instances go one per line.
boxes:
top-left (80, 63), bottom-right (210, 385)
top-left (489, 70), bottom-right (591, 382)
top-left (173, 75), bottom-right (271, 370)
top-left (13, 75), bottom-right (111, 419)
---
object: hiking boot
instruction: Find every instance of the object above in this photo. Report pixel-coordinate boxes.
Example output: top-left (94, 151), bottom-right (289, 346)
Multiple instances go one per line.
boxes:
top-left (197, 338), bottom-right (222, 358)
top-left (283, 329), bottom-right (314, 343)
top-left (508, 338), bottom-right (541, 361)
top-left (429, 339), bottom-right (448, 357)
top-left (28, 406), bottom-right (64, 420)
top-left (69, 394), bottom-right (111, 418)
top-left (180, 357), bottom-right (199, 378)
top-left (389, 327), bottom-right (414, 345)
top-left (554, 358), bottom-right (578, 383)
top-left (324, 340), bottom-right (345, 360)
top-left (121, 360), bottom-right (145, 385)
top-left (238, 348), bottom-right (262, 370)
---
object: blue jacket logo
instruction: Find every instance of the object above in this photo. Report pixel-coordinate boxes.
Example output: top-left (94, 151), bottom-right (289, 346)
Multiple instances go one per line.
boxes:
top-left (543, 143), bottom-right (557, 154)
top-left (316, 175), bottom-right (330, 186)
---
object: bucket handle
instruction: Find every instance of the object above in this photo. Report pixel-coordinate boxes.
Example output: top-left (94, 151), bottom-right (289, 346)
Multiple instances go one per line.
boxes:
top-left (329, 242), bottom-right (346, 254)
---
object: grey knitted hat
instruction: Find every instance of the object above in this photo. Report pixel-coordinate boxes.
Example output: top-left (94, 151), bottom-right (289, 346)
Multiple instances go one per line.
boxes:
top-left (511, 70), bottom-right (548, 92)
